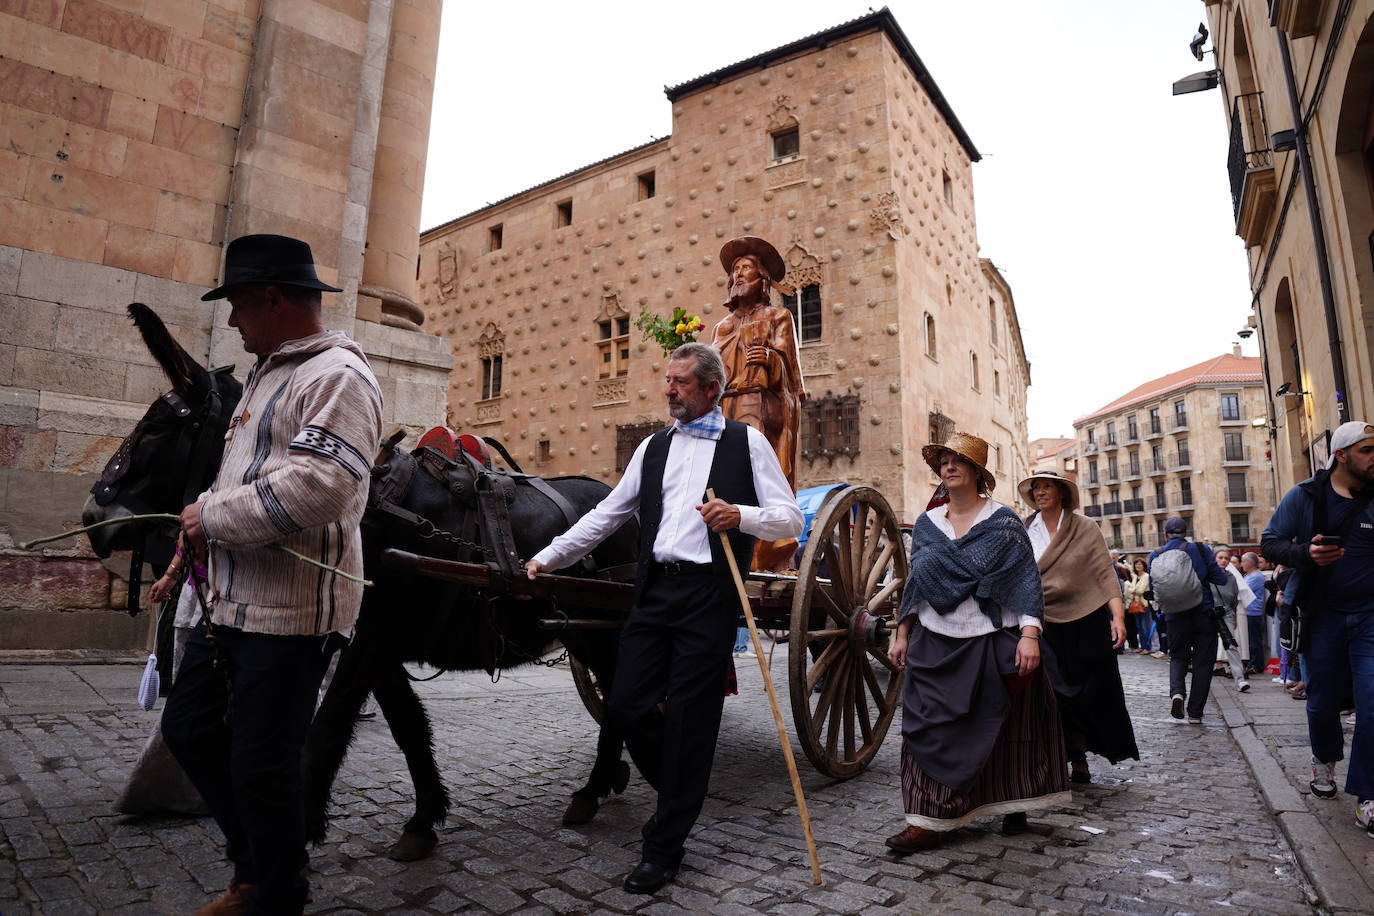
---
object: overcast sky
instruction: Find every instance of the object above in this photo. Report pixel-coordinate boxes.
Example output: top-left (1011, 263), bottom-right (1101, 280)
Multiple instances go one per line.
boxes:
top-left (421, 0), bottom-right (1257, 440)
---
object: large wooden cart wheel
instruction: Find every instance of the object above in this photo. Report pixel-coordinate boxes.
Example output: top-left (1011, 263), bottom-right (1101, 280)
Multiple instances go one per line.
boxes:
top-left (569, 655), bottom-right (606, 725)
top-left (789, 485), bottom-right (907, 777)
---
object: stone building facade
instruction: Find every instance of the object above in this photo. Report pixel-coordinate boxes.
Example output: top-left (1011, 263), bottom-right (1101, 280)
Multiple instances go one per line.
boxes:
top-left (1201, 0), bottom-right (1374, 490)
top-left (1030, 437), bottom-right (1078, 482)
top-left (0, 0), bottom-right (451, 650)
top-left (1072, 353), bottom-right (1278, 554)
top-left (418, 10), bottom-right (1032, 524)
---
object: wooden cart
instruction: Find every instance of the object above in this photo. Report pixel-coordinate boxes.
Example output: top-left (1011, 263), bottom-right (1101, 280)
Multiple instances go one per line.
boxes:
top-left (384, 483), bottom-right (908, 780)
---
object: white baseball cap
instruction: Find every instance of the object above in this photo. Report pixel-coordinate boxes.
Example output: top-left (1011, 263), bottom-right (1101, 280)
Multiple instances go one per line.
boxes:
top-left (1328, 421), bottom-right (1374, 468)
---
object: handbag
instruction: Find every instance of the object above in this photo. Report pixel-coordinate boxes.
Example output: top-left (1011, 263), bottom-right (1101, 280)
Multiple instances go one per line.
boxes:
top-left (1127, 599), bottom-right (1146, 615)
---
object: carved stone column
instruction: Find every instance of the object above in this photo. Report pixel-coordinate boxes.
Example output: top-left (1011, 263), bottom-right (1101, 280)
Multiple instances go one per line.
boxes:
top-left (358, 0), bottom-right (442, 331)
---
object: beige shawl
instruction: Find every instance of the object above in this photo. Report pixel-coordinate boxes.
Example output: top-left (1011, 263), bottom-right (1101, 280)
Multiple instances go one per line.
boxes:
top-left (1031, 510), bottom-right (1122, 624)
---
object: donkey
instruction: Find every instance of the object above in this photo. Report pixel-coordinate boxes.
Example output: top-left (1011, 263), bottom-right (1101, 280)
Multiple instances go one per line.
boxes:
top-left (83, 304), bottom-right (638, 862)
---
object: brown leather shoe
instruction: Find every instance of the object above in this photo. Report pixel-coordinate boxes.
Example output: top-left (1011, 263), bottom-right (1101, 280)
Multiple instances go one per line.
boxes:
top-left (885, 825), bottom-right (943, 854)
top-left (194, 881), bottom-right (253, 916)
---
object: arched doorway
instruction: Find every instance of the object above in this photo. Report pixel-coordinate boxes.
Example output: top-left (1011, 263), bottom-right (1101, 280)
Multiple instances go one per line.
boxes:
top-left (1332, 15), bottom-right (1374, 420)
top-left (1271, 278), bottom-right (1311, 482)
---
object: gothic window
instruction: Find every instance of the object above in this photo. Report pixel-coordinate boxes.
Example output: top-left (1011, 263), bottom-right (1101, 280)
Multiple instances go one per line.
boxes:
top-left (555, 199), bottom-right (573, 228)
top-left (598, 315), bottom-right (631, 378)
top-left (989, 298), bottom-right (998, 346)
top-left (487, 224), bottom-right (502, 252)
top-left (616, 421), bottom-right (661, 472)
top-left (782, 284), bottom-right (822, 343)
top-left (928, 410), bottom-right (955, 446)
top-left (801, 391), bottom-right (860, 462)
top-left (477, 323), bottom-right (505, 400)
top-left (923, 312), bottom-right (937, 359)
top-left (969, 352), bottom-right (980, 391)
top-left (771, 127), bottom-right (800, 160)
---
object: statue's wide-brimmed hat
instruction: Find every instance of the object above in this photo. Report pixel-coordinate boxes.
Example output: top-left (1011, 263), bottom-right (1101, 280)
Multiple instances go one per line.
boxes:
top-left (1016, 470), bottom-right (1080, 512)
top-left (922, 431), bottom-right (996, 493)
top-left (202, 234), bottom-right (343, 301)
top-left (719, 236), bottom-right (786, 284)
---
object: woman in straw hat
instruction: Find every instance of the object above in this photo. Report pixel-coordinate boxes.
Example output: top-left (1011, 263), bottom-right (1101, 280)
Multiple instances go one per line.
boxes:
top-left (884, 433), bottom-right (1070, 854)
top-left (1020, 471), bottom-right (1139, 786)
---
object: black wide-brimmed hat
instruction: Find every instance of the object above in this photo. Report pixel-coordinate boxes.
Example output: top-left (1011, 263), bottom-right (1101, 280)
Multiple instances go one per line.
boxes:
top-left (201, 234), bottom-right (342, 301)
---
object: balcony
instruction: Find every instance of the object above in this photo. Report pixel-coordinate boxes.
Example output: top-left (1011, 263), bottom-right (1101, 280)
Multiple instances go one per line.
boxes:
top-left (1221, 445), bottom-right (1253, 466)
top-left (1102, 437), bottom-right (1119, 451)
top-left (1171, 455), bottom-right (1193, 472)
top-left (1268, 0), bottom-right (1327, 39)
top-left (1218, 408), bottom-right (1246, 426)
top-left (1145, 423), bottom-right (1163, 440)
top-left (1170, 490), bottom-right (1196, 509)
top-left (1082, 440), bottom-right (1099, 455)
top-left (1147, 459), bottom-right (1168, 476)
top-left (1230, 525), bottom-right (1254, 544)
top-left (1084, 505), bottom-right (1103, 518)
top-left (1123, 498), bottom-right (1145, 514)
top-left (1171, 413), bottom-right (1190, 431)
top-left (1102, 501), bottom-right (1124, 517)
top-left (1148, 496), bottom-right (1168, 512)
top-left (1229, 91), bottom-right (1278, 246)
top-left (1123, 466), bottom-right (1142, 482)
top-left (1226, 486), bottom-right (1257, 507)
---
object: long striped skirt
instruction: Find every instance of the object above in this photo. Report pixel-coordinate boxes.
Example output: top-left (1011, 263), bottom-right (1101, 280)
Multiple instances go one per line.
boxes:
top-left (900, 627), bottom-right (1072, 831)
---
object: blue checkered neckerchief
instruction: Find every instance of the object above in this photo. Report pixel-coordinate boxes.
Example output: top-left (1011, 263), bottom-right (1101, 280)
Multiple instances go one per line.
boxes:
top-left (673, 407), bottom-right (725, 441)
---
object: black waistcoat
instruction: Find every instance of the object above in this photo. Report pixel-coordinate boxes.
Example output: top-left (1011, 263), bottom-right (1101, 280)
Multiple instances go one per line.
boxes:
top-left (635, 419), bottom-right (758, 608)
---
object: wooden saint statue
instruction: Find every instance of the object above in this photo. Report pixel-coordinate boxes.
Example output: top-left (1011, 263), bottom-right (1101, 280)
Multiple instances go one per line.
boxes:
top-left (711, 236), bottom-right (806, 572)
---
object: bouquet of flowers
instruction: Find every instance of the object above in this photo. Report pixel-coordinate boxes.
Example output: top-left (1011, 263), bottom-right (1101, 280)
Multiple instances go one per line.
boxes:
top-left (636, 306), bottom-right (704, 356)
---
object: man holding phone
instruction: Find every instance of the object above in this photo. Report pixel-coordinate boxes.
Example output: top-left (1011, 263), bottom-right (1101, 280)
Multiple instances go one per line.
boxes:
top-left (1262, 421), bottom-right (1374, 831)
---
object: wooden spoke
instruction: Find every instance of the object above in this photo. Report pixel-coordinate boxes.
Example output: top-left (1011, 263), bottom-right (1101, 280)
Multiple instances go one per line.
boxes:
top-left (851, 502), bottom-right (870, 579)
top-left (861, 653), bottom-right (889, 710)
top-left (867, 644), bottom-right (899, 673)
top-left (862, 538), bottom-right (897, 599)
top-left (811, 654), bottom-right (848, 734)
top-left (812, 583), bottom-right (850, 625)
top-left (854, 670), bottom-right (875, 744)
top-left (865, 577), bottom-right (904, 613)
top-left (804, 628), bottom-right (847, 643)
top-left (803, 637), bottom-right (847, 694)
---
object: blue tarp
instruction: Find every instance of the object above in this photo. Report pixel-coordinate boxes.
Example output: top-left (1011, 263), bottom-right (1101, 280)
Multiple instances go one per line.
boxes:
top-left (795, 483), bottom-right (849, 546)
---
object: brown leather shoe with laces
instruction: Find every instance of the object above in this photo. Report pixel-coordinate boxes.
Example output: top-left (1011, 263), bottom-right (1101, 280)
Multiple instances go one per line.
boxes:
top-left (194, 881), bottom-right (254, 916)
top-left (884, 825), bottom-right (943, 854)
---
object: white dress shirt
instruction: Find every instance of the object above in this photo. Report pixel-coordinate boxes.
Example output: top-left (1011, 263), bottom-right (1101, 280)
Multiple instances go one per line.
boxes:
top-left (914, 499), bottom-right (1042, 638)
top-left (1026, 508), bottom-right (1062, 562)
top-left (532, 422), bottom-right (803, 571)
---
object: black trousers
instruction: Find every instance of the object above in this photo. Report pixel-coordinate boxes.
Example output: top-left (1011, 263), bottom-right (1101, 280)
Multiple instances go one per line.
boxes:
top-left (1166, 607), bottom-right (1219, 719)
top-left (609, 567), bottom-right (735, 868)
top-left (162, 623), bottom-right (334, 915)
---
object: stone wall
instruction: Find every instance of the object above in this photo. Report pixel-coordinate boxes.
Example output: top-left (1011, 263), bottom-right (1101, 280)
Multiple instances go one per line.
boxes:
top-left (1204, 1), bottom-right (1374, 492)
top-left (0, 0), bottom-right (450, 651)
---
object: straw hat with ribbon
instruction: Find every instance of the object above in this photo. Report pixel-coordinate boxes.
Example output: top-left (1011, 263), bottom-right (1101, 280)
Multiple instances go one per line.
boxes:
top-left (921, 431), bottom-right (996, 493)
top-left (1016, 470), bottom-right (1080, 512)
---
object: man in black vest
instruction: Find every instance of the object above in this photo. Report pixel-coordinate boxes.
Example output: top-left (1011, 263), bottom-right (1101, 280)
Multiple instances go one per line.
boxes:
top-left (526, 342), bottom-right (802, 894)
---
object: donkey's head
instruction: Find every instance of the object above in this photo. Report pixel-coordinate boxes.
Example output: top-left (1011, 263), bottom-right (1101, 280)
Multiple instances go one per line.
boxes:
top-left (82, 304), bottom-right (242, 558)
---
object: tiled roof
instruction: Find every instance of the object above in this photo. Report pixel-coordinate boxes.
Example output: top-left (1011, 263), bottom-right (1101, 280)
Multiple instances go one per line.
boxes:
top-left (665, 8), bottom-right (980, 162)
top-left (1031, 437), bottom-right (1076, 458)
top-left (421, 138), bottom-right (668, 237)
top-left (1075, 355), bottom-right (1263, 425)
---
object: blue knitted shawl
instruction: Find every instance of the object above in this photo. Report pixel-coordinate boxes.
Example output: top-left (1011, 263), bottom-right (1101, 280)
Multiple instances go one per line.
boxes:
top-left (897, 505), bottom-right (1045, 629)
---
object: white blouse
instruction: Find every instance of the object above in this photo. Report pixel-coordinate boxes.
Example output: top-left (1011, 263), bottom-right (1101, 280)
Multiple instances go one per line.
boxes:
top-left (914, 499), bottom-right (1042, 638)
top-left (1026, 508), bottom-right (1062, 562)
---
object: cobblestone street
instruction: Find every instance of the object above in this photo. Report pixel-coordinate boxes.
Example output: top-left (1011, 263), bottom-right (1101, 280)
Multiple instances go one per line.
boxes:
top-left (0, 651), bottom-right (1360, 914)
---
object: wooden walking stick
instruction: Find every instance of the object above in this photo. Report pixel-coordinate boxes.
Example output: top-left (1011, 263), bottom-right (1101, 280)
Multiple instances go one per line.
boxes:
top-left (706, 489), bottom-right (823, 886)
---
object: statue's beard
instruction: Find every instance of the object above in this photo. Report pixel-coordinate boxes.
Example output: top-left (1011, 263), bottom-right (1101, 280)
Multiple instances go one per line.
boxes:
top-left (727, 276), bottom-right (766, 311)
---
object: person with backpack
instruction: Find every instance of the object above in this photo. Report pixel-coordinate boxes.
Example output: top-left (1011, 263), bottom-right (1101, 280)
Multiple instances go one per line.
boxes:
top-left (1261, 421), bottom-right (1374, 831)
top-left (1148, 516), bottom-right (1229, 723)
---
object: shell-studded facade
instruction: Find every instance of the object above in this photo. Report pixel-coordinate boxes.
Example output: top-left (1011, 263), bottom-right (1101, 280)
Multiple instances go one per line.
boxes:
top-left (419, 11), bottom-right (1032, 523)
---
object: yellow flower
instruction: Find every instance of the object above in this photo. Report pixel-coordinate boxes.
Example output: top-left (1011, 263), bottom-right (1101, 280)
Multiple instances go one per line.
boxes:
top-left (675, 322), bottom-right (687, 335)
top-left (688, 317), bottom-right (702, 331)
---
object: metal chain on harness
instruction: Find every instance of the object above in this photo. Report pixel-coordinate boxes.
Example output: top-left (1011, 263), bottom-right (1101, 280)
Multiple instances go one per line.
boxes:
top-left (482, 594), bottom-right (569, 682)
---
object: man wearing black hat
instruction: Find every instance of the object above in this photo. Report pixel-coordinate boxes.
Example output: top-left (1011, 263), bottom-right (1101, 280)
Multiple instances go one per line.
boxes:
top-left (161, 234), bottom-right (383, 915)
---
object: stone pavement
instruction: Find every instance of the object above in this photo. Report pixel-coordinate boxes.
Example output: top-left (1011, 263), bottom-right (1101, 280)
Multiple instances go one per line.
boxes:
top-left (0, 650), bottom-right (1353, 915)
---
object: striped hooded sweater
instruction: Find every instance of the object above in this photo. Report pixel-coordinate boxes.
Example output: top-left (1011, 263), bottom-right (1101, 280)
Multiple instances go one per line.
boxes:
top-left (200, 330), bottom-right (383, 636)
